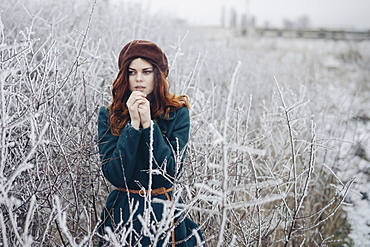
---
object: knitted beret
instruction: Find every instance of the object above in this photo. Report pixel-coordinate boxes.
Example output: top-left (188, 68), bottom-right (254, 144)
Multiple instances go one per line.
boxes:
top-left (118, 40), bottom-right (169, 77)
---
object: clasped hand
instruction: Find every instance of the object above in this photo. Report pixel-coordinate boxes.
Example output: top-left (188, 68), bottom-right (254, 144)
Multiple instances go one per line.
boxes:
top-left (126, 91), bottom-right (151, 130)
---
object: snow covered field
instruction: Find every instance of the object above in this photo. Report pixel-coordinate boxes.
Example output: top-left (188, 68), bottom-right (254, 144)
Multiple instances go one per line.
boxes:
top-left (1, 0), bottom-right (369, 246)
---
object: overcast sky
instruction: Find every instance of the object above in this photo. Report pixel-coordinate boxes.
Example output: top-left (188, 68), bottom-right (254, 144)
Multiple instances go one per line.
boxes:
top-left (143, 0), bottom-right (370, 30)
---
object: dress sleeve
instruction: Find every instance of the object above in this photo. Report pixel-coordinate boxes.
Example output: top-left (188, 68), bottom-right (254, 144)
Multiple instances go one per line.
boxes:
top-left (97, 106), bottom-right (142, 188)
top-left (141, 107), bottom-right (190, 179)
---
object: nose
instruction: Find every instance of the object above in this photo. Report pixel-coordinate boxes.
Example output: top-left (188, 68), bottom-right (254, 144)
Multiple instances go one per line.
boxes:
top-left (136, 72), bottom-right (143, 82)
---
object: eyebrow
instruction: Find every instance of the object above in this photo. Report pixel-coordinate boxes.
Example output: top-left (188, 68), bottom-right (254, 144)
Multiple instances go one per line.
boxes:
top-left (128, 67), bottom-right (153, 70)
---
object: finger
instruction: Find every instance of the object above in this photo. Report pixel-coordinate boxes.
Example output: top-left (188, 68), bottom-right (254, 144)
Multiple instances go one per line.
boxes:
top-left (138, 101), bottom-right (150, 112)
top-left (130, 91), bottom-right (147, 98)
top-left (130, 100), bottom-right (143, 110)
top-left (138, 105), bottom-right (149, 111)
top-left (128, 91), bottom-right (146, 101)
top-left (127, 94), bottom-right (147, 108)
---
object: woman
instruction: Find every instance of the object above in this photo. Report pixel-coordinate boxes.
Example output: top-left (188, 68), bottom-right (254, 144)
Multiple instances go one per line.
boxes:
top-left (97, 40), bottom-right (203, 246)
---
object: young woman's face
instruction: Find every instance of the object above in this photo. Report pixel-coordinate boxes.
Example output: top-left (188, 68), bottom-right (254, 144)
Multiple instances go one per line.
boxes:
top-left (128, 58), bottom-right (154, 96)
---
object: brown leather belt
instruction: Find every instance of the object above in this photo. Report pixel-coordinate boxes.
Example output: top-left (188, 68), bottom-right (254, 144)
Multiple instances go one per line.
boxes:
top-left (116, 187), bottom-right (173, 200)
top-left (116, 187), bottom-right (175, 246)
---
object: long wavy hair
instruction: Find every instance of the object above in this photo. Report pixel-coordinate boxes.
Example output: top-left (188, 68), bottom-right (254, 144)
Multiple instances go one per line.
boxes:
top-left (109, 57), bottom-right (190, 136)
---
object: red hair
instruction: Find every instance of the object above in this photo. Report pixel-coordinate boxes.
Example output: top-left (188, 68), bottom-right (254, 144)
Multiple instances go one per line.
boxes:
top-left (109, 58), bottom-right (189, 136)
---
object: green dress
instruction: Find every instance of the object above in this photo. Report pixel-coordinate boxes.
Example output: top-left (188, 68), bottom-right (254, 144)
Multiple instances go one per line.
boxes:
top-left (97, 106), bottom-right (203, 246)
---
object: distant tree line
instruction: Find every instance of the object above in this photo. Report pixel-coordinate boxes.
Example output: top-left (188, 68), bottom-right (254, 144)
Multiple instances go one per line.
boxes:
top-left (222, 6), bottom-right (311, 30)
top-left (282, 15), bottom-right (311, 29)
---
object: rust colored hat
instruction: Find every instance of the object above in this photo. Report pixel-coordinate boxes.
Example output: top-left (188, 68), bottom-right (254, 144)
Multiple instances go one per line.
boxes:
top-left (118, 40), bottom-right (169, 77)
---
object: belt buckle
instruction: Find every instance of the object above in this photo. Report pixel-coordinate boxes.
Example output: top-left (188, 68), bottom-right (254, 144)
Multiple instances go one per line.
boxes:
top-left (139, 188), bottom-right (146, 197)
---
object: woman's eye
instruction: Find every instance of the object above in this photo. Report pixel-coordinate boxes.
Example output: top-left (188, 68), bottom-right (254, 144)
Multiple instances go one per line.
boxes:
top-left (128, 71), bottom-right (135, 75)
top-left (144, 70), bottom-right (152, 74)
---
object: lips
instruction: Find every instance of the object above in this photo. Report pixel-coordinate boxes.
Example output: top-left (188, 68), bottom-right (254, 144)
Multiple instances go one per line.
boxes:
top-left (135, 86), bottom-right (145, 91)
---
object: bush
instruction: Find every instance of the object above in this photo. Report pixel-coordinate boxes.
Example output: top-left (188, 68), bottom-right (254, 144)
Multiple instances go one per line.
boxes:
top-left (1, 0), bottom-right (368, 246)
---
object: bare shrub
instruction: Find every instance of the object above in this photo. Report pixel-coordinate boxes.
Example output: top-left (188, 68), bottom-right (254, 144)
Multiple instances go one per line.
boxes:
top-left (182, 67), bottom-right (354, 245)
top-left (2, 0), bottom-right (368, 246)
